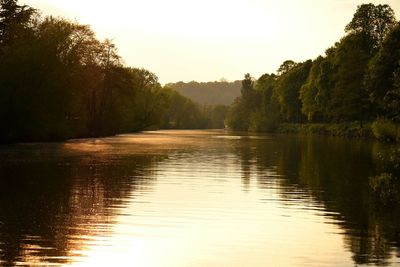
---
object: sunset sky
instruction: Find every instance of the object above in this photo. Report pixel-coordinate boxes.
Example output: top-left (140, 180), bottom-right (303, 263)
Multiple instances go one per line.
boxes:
top-left (24, 0), bottom-right (400, 84)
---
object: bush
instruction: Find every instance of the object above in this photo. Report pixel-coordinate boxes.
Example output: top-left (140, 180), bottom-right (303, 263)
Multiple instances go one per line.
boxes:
top-left (372, 118), bottom-right (400, 142)
top-left (277, 123), bottom-right (300, 133)
top-left (276, 123), bottom-right (373, 138)
top-left (248, 111), bottom-right (279, 132)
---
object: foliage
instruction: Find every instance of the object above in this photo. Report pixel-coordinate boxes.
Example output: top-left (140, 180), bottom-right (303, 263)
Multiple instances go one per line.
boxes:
top-left (225, 73), bottom-right (261, 131)
top-left (366, 23), bottom-right (400, 121)
top-left (328, 33), bottom-right (372, 123)
top-left (372, 118), bottom-right (400, 142)
top-left (226, 3), bottom-right (399, 141)
top-left (225, 97), bottom-right (250, 131)
top-left (277, 60), bottom-right (297, 75)
top-left (254, 73), bottom-right (280, 131)
top-left (277, 122), bottom-right (372, 138)
top-left (248, 110), bottom-right (273, 132)
top-left (160, 87), bottom-right (227, 129)
top-left (345, 3), bottom-right (396, 49)
top-left (274, 60), bottom-right (312, 123)
top-left (0, 0), bottom-right (36, 46)
top-left (300, 56), bottom-right (333, 122)
top-left (0, 1), bottom-right (228, 143)
top-left (2, 1), bottom-right (400, 142)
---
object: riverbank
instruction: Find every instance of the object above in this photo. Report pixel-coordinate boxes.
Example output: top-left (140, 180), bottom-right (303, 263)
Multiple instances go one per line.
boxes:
top-left (274, 119), bottom-right (400, 142)
top-left (276, 122), bottom-right (373, 138)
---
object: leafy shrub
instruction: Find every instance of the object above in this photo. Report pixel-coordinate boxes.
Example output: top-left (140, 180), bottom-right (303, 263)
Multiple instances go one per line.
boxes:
top-left (277, 123), bottom-right (372, 138)
top-left (248, 111), bottom-right (280, 132)
top-left (372, 118), bottom-right (400, 142)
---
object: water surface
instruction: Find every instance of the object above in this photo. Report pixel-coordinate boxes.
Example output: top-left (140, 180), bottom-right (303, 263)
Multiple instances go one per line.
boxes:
top-left (0, 130), bottom-right (399, 266)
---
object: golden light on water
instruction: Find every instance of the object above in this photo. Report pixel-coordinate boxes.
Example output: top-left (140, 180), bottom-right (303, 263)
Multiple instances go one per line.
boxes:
top-left (60, 145), bottom-right (350, 266)
top-left (1, 131), bottom-right (399, 266)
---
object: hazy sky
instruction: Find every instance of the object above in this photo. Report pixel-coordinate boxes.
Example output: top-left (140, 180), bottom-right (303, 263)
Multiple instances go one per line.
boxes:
top-left (23, 0), bottom-right (400, 84)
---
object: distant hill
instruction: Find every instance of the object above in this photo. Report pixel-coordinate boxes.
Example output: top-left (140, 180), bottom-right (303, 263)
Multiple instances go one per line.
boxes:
top-left (166, 81), bottom-right (241, 105)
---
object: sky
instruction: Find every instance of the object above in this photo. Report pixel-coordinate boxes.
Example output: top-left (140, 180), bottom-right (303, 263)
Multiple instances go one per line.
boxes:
top-left (23, 0), bottom-right (400, 84)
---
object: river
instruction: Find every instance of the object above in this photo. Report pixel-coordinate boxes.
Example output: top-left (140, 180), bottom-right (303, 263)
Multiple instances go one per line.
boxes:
top-left (0, 130), bottom-right (399, 266)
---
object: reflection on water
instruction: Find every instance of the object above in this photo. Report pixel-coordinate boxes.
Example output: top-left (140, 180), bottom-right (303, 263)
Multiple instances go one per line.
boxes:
top-left (0, 130), bottom-right (399, 266)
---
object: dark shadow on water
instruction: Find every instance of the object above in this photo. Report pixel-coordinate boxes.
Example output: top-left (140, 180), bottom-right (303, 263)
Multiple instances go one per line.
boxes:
top-left (0, 143), bottom-right (165, 266)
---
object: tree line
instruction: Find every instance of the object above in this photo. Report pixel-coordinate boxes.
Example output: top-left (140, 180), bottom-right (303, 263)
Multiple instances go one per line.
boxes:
top-left (227, 3), bottom-right (400, 134)
top-left (0, 0), bottom-right (227, 143)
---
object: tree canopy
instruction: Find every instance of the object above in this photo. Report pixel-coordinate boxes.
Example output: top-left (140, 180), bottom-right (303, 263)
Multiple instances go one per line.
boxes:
top-left (226, 3), bottom-right (399, 132)
top-left (345, 3), bottom-right (396, 48)
top-left (0, 1), bottom-right (228, 143)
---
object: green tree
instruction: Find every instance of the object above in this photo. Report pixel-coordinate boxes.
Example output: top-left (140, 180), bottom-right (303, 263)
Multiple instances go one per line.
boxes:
top-left (158, 87), bottom-right (227, 129)
top-left (129, 68), bottom-right (168, 130)
top-left (366, 23), bottom-right (400, 121)
top-left (241, 73), bottom-right (257, 106)
top-left (225, 97), bottom-right (249, 131)
top-left (300, 57), bottom-right (324, 121)
top-left (160, 88), bottom-right (202, 129)
top-left (277, 60), bottom-right (297, 75)
top-left (275, 60), bottom-right (312, 123)
top-left (329, 33), bottom-right (372, 124)
top-left (250, 73), bottom-right (280, 131)
top-left (345, 3), bottom-right (396, 49)
top-left (300, 55), bottom-right (335, 122)
top-left (226, 73), bottom-right (261, 131)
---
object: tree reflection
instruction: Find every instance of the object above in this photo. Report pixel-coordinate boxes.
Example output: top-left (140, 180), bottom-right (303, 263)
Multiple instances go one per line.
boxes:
top-left (232, 134), bottom-right (400, 266)
top-left (0, 143), bottom-right (164, 266)
top-left (235, 136), bottom-right (254, 191)
top-left (1, 133), bottom-right (399, 266)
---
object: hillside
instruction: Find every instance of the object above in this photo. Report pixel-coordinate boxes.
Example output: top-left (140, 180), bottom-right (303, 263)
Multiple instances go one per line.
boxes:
top-left (166, 81), bottom-right (241, 105)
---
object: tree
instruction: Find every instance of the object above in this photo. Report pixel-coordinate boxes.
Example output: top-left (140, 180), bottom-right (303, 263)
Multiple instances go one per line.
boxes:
top-left (345, 3), bottom-right (396, 49)
top-left (0, 1), bottom-right (229, 142)
top-left (0, 0), bottom-right (36, 46)
top-left (366, 23), bottom-right (400, 121)
top-left (241, 73), bottom-right (254, 96)
top-left (329, 33), bottom-right (372, 124)
top-left (226, 73), bottom-right (261, 131)
top-left (300, 57), bottom-right (323, 121)
top-left (225, 97), bottom-right (249, 131)
top-left (387, 70), bottom-right (400, 121)
top-left (0, 16), bottom-right (78, 141)
top-left (128, 68), bottom-right (168, 130)
top-left (300, 55), bottom-right (335, 122)
top-left (277, 60), bottom-right (297, 75)
top-left (251, 73), bottom-right (280, 131)
top-left (160, 88), bottom-right (200, 129)
top-left (275, 60), bottom-right (312, 123)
